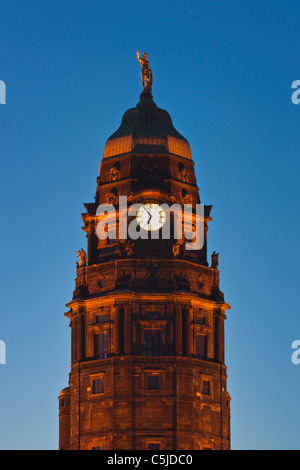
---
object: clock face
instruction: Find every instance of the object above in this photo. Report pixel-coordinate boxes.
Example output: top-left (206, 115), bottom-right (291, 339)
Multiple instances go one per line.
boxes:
top-left (136, 203), bottom-right (166, 231)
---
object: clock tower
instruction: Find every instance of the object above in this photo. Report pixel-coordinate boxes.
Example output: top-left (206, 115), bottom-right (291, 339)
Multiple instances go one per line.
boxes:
top-left (58, 54), bottom-right (231, 450)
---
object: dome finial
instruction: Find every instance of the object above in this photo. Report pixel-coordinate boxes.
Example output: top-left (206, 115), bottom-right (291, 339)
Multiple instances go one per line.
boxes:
top-left (136, 51), bottom-right (153, 94)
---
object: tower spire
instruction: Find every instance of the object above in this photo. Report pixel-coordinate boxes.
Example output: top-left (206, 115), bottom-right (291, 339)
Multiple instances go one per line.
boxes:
top-left (58, 61), bottom-right (231, 451)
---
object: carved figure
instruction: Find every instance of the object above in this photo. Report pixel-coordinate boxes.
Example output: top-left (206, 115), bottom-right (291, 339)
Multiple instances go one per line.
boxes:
top-left (137, 51), bottom-right (153, 92)
top-left (76, 249), bottom-right (87, 266)
top-left (211, 251), bottom-right (219, 269)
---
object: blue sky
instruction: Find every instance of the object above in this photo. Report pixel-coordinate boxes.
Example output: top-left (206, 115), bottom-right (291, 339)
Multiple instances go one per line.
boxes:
top-left (0, 0), bottom-right (300, 449)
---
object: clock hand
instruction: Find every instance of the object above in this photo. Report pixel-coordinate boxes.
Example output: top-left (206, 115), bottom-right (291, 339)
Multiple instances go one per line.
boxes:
top-left (144, 206), bottom-right (152, 217)
top-left (142, 205), bottom-right (152, 223)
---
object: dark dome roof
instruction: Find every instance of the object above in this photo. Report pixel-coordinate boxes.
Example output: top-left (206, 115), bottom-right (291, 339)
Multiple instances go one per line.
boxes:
top-left (58, 387), bottom-right (70, 398)
top-left (102, 92), bottom-right (192, 160)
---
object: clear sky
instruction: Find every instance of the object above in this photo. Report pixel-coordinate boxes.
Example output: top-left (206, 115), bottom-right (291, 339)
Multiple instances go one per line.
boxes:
top-left (0, 0), bottom-right (300, 450)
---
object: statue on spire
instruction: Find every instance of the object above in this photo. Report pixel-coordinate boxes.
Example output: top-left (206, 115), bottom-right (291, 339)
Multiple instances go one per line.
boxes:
top-left (137, 51), bottom-right (153, 94)
top-left (76, 249), bottom-right (87, 267)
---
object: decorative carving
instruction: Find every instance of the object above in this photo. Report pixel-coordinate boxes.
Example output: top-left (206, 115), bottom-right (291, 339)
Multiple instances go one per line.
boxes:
top-left (179, 167), bottom-right (189, 182)
top-left (98, 275), bottom-right (106, 288)
top-left (197, 276), bottom-right (204, 289)
top-left (137, 51), bottom-right (153, 93)
top-left (75, 249), bottom-right (87, 267)
top-left (172, 242), bottom-right (181, 257)
top-left (124, 240), bottom-right (134, 257)
top-left (106, 192), bottom-right (118, 205)
top-left (183, 193), bottom-right (192, 204)
top-left (127, 193), bottom-right (134, 203)
top-left (115, 272), bottom-right (132, 289)
top-left (174, 273), bottom-right (190, 290)
top-left (173, 242), bottom-right (185, 258)
top-left (110, 166), bottom-right (120, 181)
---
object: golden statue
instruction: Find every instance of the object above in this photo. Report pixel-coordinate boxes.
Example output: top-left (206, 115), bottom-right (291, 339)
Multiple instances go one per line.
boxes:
top-left (137, 51), bottom-right (153, 93)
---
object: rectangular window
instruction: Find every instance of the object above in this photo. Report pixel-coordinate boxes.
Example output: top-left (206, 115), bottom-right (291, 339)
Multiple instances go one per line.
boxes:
top-left (195, 334), bottom-right (207, 359)
top-left (201, 380), bottom-right (211, 395)
top-left (147, 374), bottom-right (160, 390)
top-left (144, 330), bottom-right (162, 356)
top-left (148, 443), bottom-right (160, 450)
top-left (92, 446), bottom-right (102, 450)
top-left (92, 378), bottom-right (104, 394)
top-left (94, 333), bottom-right (108, 358)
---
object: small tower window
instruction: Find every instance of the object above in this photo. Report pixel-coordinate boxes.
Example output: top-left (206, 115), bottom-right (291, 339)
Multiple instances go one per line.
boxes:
top-left (201, 380), bottom-right (211, 395)
top-left (147, 374), bottom-right (160, 390)
top-left (92, 378), bottom-right (104, 394)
